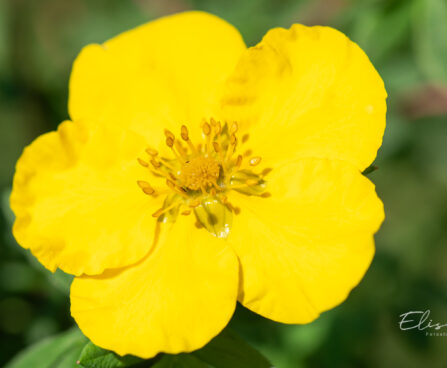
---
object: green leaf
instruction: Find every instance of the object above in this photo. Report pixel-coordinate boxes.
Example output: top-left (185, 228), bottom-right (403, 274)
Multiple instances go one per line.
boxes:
top-left (152, 355), bottom-right (209, 368)
top-left (78, 342), bottom-right (145, 368)
top-left (5, 327), bottom-right (88, 368)
top-left (78, 327), bottom-right (271, 368)
top-left (191, 328), bottom-right (272, 368)
top-left (413, 0), bottom-right (447, 83)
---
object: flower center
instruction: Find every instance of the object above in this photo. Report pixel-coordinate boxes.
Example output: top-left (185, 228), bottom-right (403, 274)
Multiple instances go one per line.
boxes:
top-left (136, 119), bottom-right (271, 238)
top-left (179, 157), bottom-right (220, 191)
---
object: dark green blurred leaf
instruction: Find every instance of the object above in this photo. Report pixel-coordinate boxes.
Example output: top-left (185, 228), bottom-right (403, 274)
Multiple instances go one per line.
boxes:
top-left (350, 0), bottom-right (413, 63)
top-left (78, 342), bottom-right (144, 368)
top-left (152, 355), bottom-right (209, 368)
top-left (191, 328), bottom-right (271, 368)
top-left (5, 327), bottom-right (87, 368)
top-left (78, 328), bottom-right (271, 368)
top-left (413, 0), bottom-right (447, 83)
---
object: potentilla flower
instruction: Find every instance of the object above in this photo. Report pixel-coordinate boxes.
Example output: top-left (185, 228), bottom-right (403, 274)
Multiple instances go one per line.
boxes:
top-left (10, 11), bottom-right (386, 358)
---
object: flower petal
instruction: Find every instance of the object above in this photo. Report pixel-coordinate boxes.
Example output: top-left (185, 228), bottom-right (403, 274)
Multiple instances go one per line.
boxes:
top-left (69, 11), bottom-right (246, 145)
top-left (11, 120), bottom-right (160, 276)
top-left (222, 25), bottom-right (387, 171)
top-left (228, 158), bottom-right (384, 323)
top-left (70, 215), bottom-right (239, 358)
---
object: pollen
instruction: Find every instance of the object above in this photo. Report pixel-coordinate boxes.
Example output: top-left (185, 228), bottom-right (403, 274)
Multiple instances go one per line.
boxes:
top-left (179, 157), bottom-right (220, 191)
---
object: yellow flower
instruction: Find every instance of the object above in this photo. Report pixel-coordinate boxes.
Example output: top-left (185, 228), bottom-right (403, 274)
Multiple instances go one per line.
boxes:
top-left (10, 11), bottom-right (386, 358)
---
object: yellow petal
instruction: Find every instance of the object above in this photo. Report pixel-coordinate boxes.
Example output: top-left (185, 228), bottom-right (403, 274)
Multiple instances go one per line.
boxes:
top-left (10, 120), bottom-right (160, 276)
top-left (228, 158), bottom-right (384, 323)
top-left (70, 215), bottom-right (239, 358)
top-left (222, 25), bottom-right (387, 171)
top-left (69, 11), bottom-right (246, 146)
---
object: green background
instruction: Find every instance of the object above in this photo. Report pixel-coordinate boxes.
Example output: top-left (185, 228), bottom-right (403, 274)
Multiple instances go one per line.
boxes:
top-left (1, 0), bottom-right (446, 367)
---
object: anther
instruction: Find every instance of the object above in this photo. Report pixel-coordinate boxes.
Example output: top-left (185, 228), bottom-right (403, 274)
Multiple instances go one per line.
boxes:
top-left (181, 210), bottom-right (191, 216)
top-left (261, 168), bottom-right (272, 176)
top-left (189, 199), bottom-right (201, 208)
top-left (249, 156), bottom-right (262, 166)
top-left (146, 148), bottom-right (158, 156)
top-left (166, 179), bottom-right (176, 191)
top-left (137, 180), bottom-right (155, 195)
top-left (142, 187), bottom-right (155, 195)
top-left (202, 122), bottom-right (211, 136)
top-left (230, 122), bottom-right (238, 134)
top-left (152, 208), bottom-right (165, 218)
top-left (213, 142), bottom-right (220, 152)
top-left (261, 192), bottom-right (272, 198)
top-left (166, 137), bottom-right (174, 148)
top-left (235, 155), bottom-right (243, 169)
top-left (150, 159), bottom-right (161, 169)
top-left (242, 134), bottom-right (249, 143)
top-left (216, 121), bottom-right (222, 135)
top-left (138, 158), bottom-right (149, 167)
top-left (230, 134), bottom-right (237, 146)
top-left (164, 129), bottom-right (175, 140)
top-left (181, 125), bottom-right (189, 141)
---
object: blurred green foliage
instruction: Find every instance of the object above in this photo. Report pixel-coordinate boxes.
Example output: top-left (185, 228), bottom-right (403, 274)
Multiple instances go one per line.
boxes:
top-left (0, 0), bottom-right (446, 367)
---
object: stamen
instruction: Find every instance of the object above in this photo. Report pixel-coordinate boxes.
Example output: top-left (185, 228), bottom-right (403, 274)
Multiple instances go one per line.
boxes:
top-left (215, 120), bottom-right (222, 135)
top-left (166, 137), bottom-right (174, 148)
top-left (138, 158), bottom-right (149, 167)
top-left (230, 122), bottom-right (238, 134)
top-left (202, 122), bottom-right (211, 136)
top-left (230, 134), bottom-right (237, 146)
top-left (175, 140), bottom-right (188, 159)
top-left (181, 124), bottom-right (198, 155)
top-left (158, 157), bottom-right (177, 171)
top-left (181, 210), bottom-right (191, 216)
top-left (164, 129), bottom-right (175, 140)
top-left (261, 168), bottom-right (272, 176)
top-left (235, 155), bottom-right (243, 169)
top-left (150, 159), bottom-right (161, 169)
top-left (242, 134), bottom-right (249, 143)
top-left (152, 202), bottom-right (179, 218)
top-left (225, 134), bottom-right (237, 162)
top-left (166, 179), bottom-right (188, 198)
top-left (180, 125), bottom-right (189, 141)
top-left (146, 148), bottom-right (158, 157)
top-left (189, 199), bottom-right (201, 208)
top-left (137, 180), bottom-right (155, 195)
